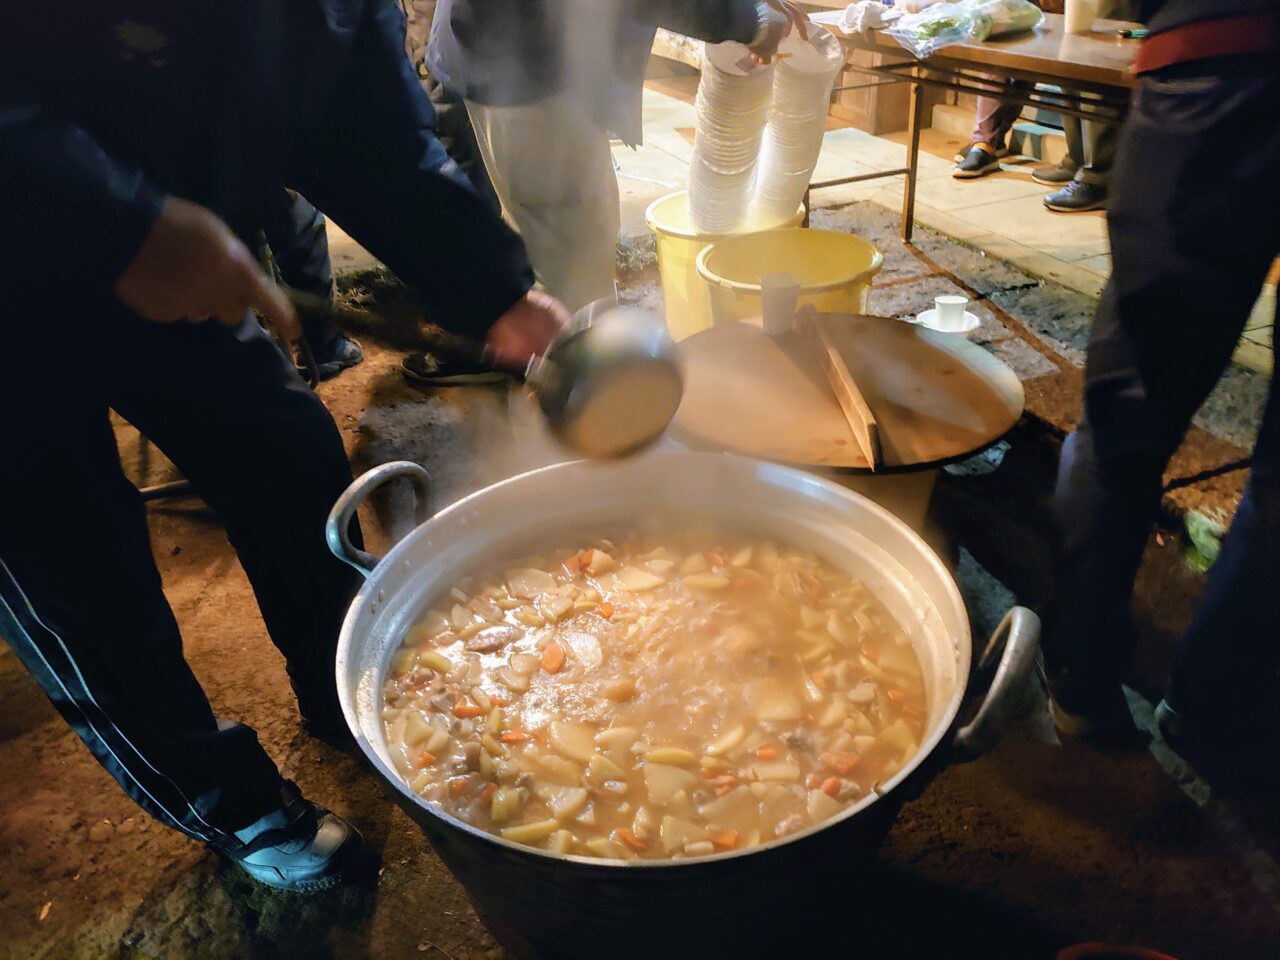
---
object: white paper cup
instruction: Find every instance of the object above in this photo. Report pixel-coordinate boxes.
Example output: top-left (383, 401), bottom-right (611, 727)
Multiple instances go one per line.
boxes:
top-left (935, 295), bottom-right (968, 329)
top-left (761, 272), bottom-right (801, 336)
top-left (1064, 0), bottom-right (1099, 34)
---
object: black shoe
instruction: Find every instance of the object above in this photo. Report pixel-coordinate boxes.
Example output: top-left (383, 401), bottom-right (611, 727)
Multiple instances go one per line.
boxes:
top-left (303, 334), bottom-right (364, 381)
top-left (1042, 666), bottom-right (1148, 750)
top-left (1043, 179), bottom-right (1107, 212)
top-left (952, 143), bottom-right (1003, 179)
top-left (1031, 158), bottom-right (1079, 185)
top-left (953, 142), bottom-right (1013, 163)
top-left (402, 352), bottom-right (506, 386)
top-left (226, 782), bottom-right (366, 892)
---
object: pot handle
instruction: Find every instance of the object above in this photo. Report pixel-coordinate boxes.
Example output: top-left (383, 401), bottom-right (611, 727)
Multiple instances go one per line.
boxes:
top-left (952, 606), bottom-right (1041, 760)
top-left (326, 461), bottom-right (432, 577)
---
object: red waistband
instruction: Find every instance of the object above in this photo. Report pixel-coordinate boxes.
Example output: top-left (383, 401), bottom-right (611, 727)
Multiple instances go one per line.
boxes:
top-left (1133, 13), bottom-right (1280, 75)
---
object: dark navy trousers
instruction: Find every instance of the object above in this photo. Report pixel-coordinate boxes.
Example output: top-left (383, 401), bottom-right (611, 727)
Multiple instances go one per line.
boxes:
top-left (0, 319), bottom-right (361, 854)
top-left (1049, 55), bottom-right (1280, 723)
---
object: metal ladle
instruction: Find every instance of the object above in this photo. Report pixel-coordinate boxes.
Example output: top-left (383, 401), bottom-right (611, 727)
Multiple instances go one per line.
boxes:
top-left (288, 289), bottom-right (684, 459)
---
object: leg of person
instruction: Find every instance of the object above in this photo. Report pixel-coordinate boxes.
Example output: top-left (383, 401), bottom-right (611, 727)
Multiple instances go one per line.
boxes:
top-left (0, 380), bottom-right (359, 888)
top-left (1048, 56), bottom-right (1280, 739)
top-left (1034, 111), bottom-right (1083, 185)
top-left (105, 319), bottom-right (364, 739)
top-left (1044, 99), bottom-right (1118, 212)
top-left (261, 189), bottom-right (364, 380)
top-left (955, 80), bottom-right (1028, 178)
top-left (426, 76), bottom-right (501, 216)
top-left (1158, 298), bottom-right (1280, 774)
top-left (465, 94), bottom-right (619, 313)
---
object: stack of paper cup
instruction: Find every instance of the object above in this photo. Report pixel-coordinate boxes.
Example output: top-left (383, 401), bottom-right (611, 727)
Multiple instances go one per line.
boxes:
top-left (689, 42), bottom-right (775, 234)
top-left (749, 27), bottom-right (845, 228)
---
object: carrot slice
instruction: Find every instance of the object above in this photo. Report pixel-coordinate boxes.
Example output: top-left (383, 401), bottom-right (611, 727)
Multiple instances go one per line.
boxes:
top-left (542, 642), bottom-right (566, 674)
top-left (707, 552), bottom-right (725, 567)
top-left (581, 548), bottom-right (595, 568)
top-left (709, 829), bottom-right (739, 851)
top-left (805, 773), bottom-right (820, 790)
top-left (861, 643), bottom-right (880, 664)
top-left (755, 746), bottom-right (778, 761)
top-left (819, 751), bottom-right (861, 776)
top-left (417, 751), bottom-right (437, 767)
top-left (501, 729), bottom-right (529, 744)
top-left (481, 782), bottom-right (497, 804)
top-left (614, 828), bottom-right (647, 852)
top-left (491, 696), bottom-right (511, 708)
top-left (598, 602), bottom-right (614, 620)
top-left (886, 688), bottom-right (905, 704)
top-left (448, 778), bottom-right (471, 799)
top-left (453, 702), bottom-right (486, 719)
top-left (563, 554), bottom-right (581, 574)
top-left (821, 777), bottom-right (842, 797)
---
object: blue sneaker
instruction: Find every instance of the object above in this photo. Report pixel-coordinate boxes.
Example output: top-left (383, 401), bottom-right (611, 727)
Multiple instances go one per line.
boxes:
top-left (226, 782), bottom-right (367, 892)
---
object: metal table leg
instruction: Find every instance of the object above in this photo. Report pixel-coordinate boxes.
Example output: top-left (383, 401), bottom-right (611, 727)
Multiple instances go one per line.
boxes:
top-left (901, 66), bottom-right (924, 244)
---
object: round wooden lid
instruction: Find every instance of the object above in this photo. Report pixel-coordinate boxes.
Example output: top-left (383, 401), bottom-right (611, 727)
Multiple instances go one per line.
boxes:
top-left (671, 313), bottom-right (1024, 472)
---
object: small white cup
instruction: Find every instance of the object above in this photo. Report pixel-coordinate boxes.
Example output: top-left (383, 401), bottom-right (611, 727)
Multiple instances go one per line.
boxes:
top-left (760, 272), bottom-right (801, 336)
top-left (934, 295), bottom-right (968, 330)
top-left (1064, 0), bottom-right (1099, 35)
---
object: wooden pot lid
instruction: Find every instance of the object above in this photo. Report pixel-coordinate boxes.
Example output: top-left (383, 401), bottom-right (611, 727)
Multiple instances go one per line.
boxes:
top-left (671, 313), bottom-right (1025, 472)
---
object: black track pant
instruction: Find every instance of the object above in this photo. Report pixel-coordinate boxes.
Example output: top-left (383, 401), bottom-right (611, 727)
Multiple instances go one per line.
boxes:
top-left (0, 318), bottom-right (361, 854)
top-left (1049, 54), bottom-right (1280, 718)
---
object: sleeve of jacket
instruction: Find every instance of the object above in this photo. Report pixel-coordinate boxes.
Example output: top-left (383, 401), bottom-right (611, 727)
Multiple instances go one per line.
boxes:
top-left (639, 0), bottom-right (760, 43)
top-left (289, 0), bottom-right (534, 340)
top-left (0, 105), bottom-right (164, 299)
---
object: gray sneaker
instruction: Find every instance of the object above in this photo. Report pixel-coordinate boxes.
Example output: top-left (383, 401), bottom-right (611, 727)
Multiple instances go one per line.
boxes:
top-left (1031, 158), bottom-right (1080, 185)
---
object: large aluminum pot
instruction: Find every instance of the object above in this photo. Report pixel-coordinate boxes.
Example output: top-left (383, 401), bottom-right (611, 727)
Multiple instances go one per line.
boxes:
top-left (327, 452), bottom-right (1039, 960)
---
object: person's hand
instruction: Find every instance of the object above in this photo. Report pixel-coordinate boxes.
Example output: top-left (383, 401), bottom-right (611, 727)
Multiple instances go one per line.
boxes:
top-left (748, 0), bottom-right (811, 64)
top-left (113, 196), bottom-right (299, 339)
top-left (485, 289), bottom-right (571, 368)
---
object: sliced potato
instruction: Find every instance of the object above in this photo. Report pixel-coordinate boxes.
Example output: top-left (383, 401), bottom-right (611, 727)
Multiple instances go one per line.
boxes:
top-left (704, 723), bottom-right (747, 757)
top-left (807, 788), bottom-right (844, 823)
top-left (506, 568), bottom-right (557, 599)
top-left (643, 762), bottom-right (698, 805)
top-left (644, 746), bottom-right (697, 765)
top-left (549, 721), bottom-right (597, 762)
top-left (659, 815), bottom-right (708, 853)
top-left (751, 761), bottom-right (801, 782)
top-left (500, 819), bottom-right (560, 843)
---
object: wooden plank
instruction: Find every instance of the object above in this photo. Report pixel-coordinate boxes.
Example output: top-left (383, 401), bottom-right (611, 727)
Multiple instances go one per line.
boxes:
top-left (811, 317), bottom-right (883, 471)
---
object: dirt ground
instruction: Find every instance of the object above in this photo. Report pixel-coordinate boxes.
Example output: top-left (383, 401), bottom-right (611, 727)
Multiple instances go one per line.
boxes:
top-left (2, 221), bottom-right (1278, 960)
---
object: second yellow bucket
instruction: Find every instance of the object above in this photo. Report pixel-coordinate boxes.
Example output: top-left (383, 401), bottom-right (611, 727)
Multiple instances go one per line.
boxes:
top-left (696, 228), bottom-right (883, 325)
top-left (646, 191), bottom-right (804, 341)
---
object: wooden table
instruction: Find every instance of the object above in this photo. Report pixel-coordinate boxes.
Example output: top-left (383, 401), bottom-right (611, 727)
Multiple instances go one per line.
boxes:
top-left (808, 11), bottom-right (1142, 241)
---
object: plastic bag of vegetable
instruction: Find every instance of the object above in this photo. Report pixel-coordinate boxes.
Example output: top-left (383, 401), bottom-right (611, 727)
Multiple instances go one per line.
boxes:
top-left (887, 0), bottom-right (1044, 58)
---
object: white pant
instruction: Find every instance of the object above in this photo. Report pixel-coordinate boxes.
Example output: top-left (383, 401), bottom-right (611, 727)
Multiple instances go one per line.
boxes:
top-left (465, 95), bottom-right (620, 314)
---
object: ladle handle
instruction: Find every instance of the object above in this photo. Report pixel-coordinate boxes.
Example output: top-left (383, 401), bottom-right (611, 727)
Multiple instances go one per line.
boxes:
top-left (952, 606), bottom-right (1041, 759)
top-left (326, 461), bottom-right (432, 576)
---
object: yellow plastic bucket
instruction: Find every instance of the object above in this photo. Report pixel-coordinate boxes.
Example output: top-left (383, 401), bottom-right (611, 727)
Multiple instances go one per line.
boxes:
top-left (645, 191), bottom-right (804, 341)
top-left (695, 228), bottom-right (883, 326)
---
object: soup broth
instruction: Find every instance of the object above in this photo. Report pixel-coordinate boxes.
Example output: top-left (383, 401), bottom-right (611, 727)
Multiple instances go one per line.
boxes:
top-left (381, 533), bottom-right (926, 860)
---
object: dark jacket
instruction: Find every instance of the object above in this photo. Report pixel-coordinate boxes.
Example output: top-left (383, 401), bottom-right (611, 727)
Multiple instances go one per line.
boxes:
top-left (1140, 0), bottom-right (1279, 34)
top-left (0, 0), bottom-right (534, 348)
top-left (427, 0), bottom-right (759, 144)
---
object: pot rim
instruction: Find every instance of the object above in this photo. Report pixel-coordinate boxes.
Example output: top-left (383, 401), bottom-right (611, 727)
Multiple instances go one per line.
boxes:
top-left (336, 451), bottom-right (971, 869)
